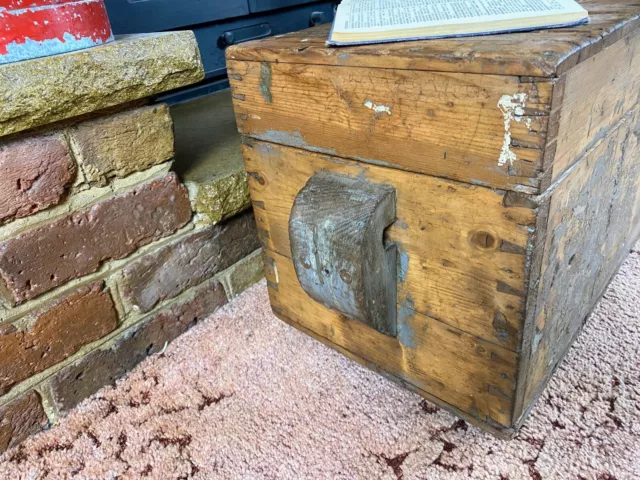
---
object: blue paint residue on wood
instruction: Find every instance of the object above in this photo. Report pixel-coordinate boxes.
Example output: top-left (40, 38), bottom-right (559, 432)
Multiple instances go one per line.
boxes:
top-left (398, 247), bottom-right (409, 283)
top-left (397, 293), bottom-right (417, 348)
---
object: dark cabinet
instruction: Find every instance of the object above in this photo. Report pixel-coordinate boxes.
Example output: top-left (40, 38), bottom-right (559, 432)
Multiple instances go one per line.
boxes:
top-left (104, 0), bottom-right (249, 34)
top-left (104, 0), bottom-right (335, 102)
top-left (249, 0), bottom-right (317, 13)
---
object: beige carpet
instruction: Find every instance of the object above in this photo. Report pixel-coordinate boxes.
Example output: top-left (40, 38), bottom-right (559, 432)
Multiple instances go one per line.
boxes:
top-left (1, 248), bottom-right (639, 479)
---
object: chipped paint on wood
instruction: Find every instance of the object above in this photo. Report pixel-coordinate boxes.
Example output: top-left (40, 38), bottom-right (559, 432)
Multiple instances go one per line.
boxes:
top-left (397, 247), bottom-right (409, 283)
top-left (519, 106), bottom-right (640, 420)
top-left (398, 295), bottom-right (417, 349)
top-left (497, 93), bottom-right (527, 167)
top-left (364, 99), bottom-right (392, 116)
top-left (258, 129), bottom-right (307, 148)
top-left (255, 129), bottom-right (338, 156)
top-left (259, 62), bottom-right (272, 103)
top-left (228, 59), bottom-right (550, 194)
top-left (525, 118), bottom-right (532, 130)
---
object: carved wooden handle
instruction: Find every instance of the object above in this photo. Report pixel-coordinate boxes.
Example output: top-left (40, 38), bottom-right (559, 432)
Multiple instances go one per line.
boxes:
top-left (289, 172), bottom-right (397, 336)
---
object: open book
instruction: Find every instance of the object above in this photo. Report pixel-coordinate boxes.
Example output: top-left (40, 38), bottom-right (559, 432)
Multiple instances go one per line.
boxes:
top-left (327, 0), bottom-right (589, 46)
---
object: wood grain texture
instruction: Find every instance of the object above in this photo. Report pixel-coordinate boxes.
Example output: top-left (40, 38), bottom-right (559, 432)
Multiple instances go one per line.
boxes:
top-left (515, 105), bottom-right (640, 423)
top-left (269, 302), bottom-right (517, 438)
top-left (546, 27), bottom-right (640, 187)
top-left (226, 1), bottom-right (640, 77)
top-left (264, 249), bottom-right (518, 428)
top-left (229, 60), bottom-right (552, 194)
top-left (243, 140), bottom-right (536, 351)
top-left (289, 172), bottom-right (398, 336)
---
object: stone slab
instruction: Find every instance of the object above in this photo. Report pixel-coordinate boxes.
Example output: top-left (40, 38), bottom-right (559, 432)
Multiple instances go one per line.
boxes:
top-left (222, 248), bottom-right (264, 299)
top-left (172, 90), bottom-right (250, 226)
top-left (0, 32), bottom-right (204, 138)
top-left (188, 170), bottom-right (251, 227)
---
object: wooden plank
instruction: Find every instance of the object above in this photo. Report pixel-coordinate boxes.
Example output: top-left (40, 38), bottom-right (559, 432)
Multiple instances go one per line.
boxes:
top-left (515, 105), bottom-right (640, 422)
top-left (226, 2), bottom-right (640, 78)
top-left (229, 61), bottom-right (552, 194)
top-left (546, 27), bottom-right (640, 186)
top-left (271, 304), bottom-right (517, 438)
top-left (264, 249), bottom-right (518, 428)
top-left (243, 139), bottom-right (536, 351)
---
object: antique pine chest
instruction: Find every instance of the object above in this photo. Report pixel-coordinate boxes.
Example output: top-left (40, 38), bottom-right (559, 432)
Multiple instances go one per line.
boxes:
top-left (226, 0), bottom-right (640, 437)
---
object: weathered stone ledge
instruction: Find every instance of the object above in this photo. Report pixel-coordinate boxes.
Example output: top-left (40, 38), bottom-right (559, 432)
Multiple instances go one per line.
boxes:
top-left (172, 89), bottom-right (251, 226)
top-left (0, 32), bottom-right (204, 137)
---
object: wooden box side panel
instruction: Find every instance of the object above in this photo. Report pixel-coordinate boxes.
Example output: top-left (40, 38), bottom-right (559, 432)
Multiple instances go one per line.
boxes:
top-left (266, 249), bottom-right (517, 429)
top-left (546, 28), bottom-right (640, 189)
top-left (244, 140), bottom-right (537, 428)
top-left (516, 105), bottom-right (640, 423)
top-left (245, 140), bottom-right (536, 349)
top-left (228, 59), bottom-right (552, 194)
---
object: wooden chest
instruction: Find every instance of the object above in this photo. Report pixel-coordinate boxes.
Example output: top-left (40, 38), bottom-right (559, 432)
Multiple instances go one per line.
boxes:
top-left (226, 1), bottom-right (640, 437)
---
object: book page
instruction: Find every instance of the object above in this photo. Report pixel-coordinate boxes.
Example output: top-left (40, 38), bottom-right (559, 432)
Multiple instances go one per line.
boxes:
top-left (335, 0), bottom-right (586, 32)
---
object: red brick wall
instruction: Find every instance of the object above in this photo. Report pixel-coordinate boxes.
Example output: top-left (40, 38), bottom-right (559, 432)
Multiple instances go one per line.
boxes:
top-left (0, 104), bottom-right (262, 453)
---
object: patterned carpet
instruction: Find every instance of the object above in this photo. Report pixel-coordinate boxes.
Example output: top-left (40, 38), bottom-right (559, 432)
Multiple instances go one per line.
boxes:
top-left (1, 247), bottom-right (639, 479)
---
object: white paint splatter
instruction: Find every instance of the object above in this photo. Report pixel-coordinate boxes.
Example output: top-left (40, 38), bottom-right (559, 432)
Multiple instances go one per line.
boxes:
top-left (497, 93), bottom-right (528, 167)
top-left (364, 99), bottom-right (392, 115)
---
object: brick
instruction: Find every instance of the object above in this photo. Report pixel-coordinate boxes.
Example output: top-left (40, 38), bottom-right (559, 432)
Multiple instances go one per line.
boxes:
top-left (69, 105), bottom-right (174, 186)
top-left (120, 211), bottom-right (259, 313)
top-left (0, 282), bottom-right (118, 395)
top-left (223, 249), bottom-right (264, 298)
top-left (50, 280), bottom-right (227, 412)
top-left (0, 391), bottom-right (48, 453)
top-left (0, 173), bottom-right (191, 306)
top-left (0, 134), bottom-right (75, 224)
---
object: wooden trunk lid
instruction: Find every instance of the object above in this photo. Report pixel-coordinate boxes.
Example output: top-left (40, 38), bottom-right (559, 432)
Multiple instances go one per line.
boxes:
top-left (227, 1), bottom-right (640, 77)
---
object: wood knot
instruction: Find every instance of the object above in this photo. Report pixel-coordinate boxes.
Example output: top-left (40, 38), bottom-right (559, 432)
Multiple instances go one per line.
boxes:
top-left (469, 230), bottom-right (498, 251)
top-left (339, 269), bottom-right (352, 284)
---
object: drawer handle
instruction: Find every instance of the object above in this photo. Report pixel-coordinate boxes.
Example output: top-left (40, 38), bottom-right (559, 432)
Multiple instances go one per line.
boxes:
top-left (289, 172), bottom-right (397, 336)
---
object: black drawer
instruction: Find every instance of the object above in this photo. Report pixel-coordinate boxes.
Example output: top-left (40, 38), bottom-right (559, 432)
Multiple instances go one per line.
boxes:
top-left (249, 0), bottom-right (317, 13)
top-left (185, 3), bottom-right (334, 79)
top-left (104, 0), bottom-right (249, 33)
